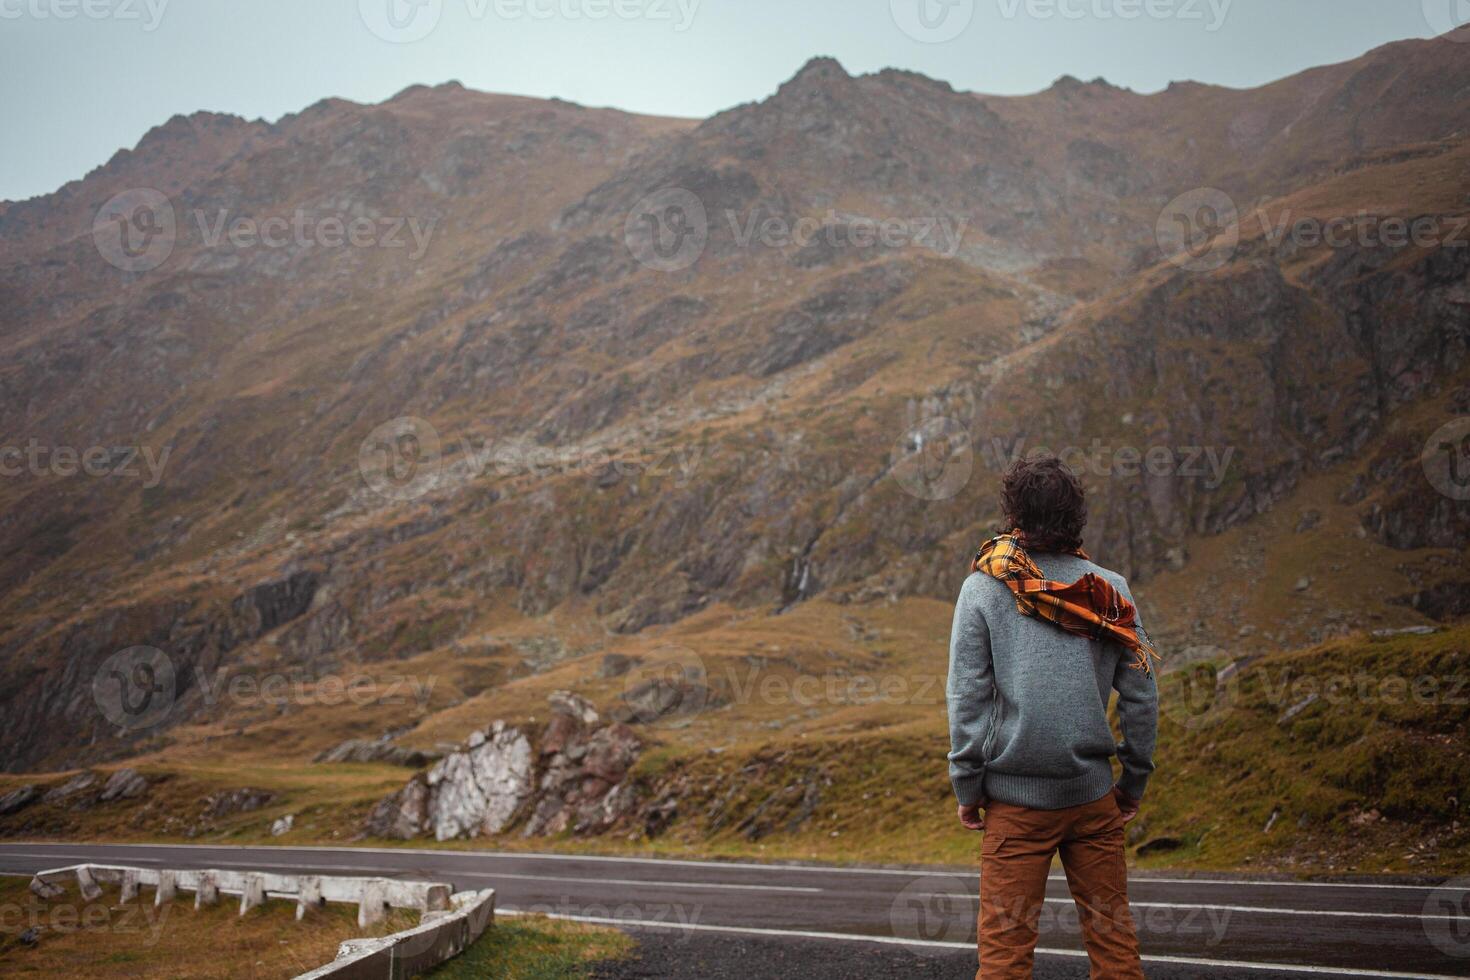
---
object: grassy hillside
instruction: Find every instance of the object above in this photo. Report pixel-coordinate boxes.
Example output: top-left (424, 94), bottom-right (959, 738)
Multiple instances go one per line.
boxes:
top-left (4, 622), bottom-right (1465, 875)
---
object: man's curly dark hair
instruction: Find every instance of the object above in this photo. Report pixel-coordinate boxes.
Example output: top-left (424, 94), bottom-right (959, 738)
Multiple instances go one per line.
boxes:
top-left (1000, 453), bottom-right (1087, 553)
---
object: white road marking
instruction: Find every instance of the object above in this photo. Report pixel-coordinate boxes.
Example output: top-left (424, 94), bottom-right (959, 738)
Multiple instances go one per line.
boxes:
top-left (1111, 875), bottom-right (1454, 892)
top-left (446, 870), bottom-right (821, 893)
top-left (916, 893), bottom-right (1458, 921)
top-left (1124, 898), bottom-right (1453, 921)
top-left (495, 909), bottom-right (1470, 979)
top-left (0, 853), bottom-right (818, 893)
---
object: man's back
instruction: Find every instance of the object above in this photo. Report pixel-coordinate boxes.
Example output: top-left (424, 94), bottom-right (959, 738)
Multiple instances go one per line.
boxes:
top-left (948, 552), bottom-right (1157, 811)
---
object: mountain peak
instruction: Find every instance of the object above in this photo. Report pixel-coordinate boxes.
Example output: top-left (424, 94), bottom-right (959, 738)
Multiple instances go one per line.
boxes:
top-left (781, 56), bottom-right (852, 91)
top-left (1048, 74), bottom-right (1126, 96)
top-left (136, 111), bottom-right (253, 147)
top-left (389, 79), bottom-right (468, 103)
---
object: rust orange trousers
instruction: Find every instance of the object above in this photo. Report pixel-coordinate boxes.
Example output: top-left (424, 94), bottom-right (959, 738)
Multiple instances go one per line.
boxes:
top-left (977, 793), bottom-right (1144, 979)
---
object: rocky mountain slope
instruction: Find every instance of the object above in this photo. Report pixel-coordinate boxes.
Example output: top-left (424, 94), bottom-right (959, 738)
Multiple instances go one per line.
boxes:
top-left (1, 30), bottom-right (1468, 785)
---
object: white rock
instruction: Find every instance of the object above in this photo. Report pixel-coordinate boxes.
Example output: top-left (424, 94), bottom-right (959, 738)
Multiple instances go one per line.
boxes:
top-left (428, 722), bottom-right (534, 840)
top-left (548, 690), bottom-right (600, 725)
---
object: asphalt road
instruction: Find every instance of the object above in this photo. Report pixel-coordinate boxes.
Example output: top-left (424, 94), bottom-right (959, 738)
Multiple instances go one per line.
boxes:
top-left (1, 843), bottom-right (1467, 979)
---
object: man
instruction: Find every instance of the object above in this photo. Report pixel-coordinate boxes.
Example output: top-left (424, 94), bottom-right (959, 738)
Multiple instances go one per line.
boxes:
top-left (947, 454), bottom-right (1158, 979)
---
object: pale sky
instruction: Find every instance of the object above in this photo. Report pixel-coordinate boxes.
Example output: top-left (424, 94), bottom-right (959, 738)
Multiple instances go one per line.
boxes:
top-left (0, 0), bottom-right (1459, 202)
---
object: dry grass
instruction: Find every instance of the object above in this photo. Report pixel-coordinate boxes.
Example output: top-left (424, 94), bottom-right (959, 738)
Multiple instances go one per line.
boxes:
top-left (423, 915), bottom-right (632, 979)
top-left (0, 875), bottom-right (417, 979)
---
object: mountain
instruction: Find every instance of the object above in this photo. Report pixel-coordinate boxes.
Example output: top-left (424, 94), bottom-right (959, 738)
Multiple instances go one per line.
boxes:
top-left (0, 26), bottom-right (1467, 810)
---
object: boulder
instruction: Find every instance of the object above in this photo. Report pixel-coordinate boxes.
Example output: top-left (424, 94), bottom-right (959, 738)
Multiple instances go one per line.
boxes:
top-left (0, 785), bottom-right (39, 816)
top-left (364, 694), bottom-right (643, 841)
top-left (548, 690), bottom-right (600, 725)
top-left (599, 653), bottom-right (638, 678)
top-left (426, 722), bottom-right (535, 840)
top-left (643, 795), bottom-right (679, 837)
top-left (42, 772), bottom-right (97, 805)
top-left (613, 675), bottom-right (715, 724)
top-left (524, 723), bottom-right (641, 836)
top-left (579, 724), bottom-right (642, 784)
top-left (204, 788), bottom-right (275, 818)
top-left (364, 775), bottom-right (430, 840)
top-left (99, 769), bottom-right (148, 803)
top-left (314, 737), bottom-right (432, 767)
top-left (1278, 693), bottom-right (1319, 725)
top-left (1370, 625), bottom-right (1439, 640)
top-left (270, 814), bottom-right (295, 836)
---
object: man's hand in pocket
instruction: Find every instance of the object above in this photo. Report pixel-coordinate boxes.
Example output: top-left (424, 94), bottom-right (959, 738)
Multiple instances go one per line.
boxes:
top-left (1112, 786), bottom-right (1141, 823)
top-left (958, 801), bottom-right (986, 831)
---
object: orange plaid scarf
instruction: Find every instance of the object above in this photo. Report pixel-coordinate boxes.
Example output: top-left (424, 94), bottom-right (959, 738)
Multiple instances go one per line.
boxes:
top-left (972, 531), bottom-right (1159, 676)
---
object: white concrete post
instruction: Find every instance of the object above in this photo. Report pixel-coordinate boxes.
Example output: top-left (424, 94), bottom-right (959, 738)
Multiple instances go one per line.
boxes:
top-left (423, 883), bottom-right (452, 913)
top-left (75, 866), bottom-right (102, 902)
top-left (196, 872), bottom-right (219, 909)
top-left (297, 876), bottom-right (323, 921)
top-left (357, 879), bottom-right (387, 928)
top-left (29, 876), bottom-right (64, 900)
top-left (239, 874), bottom-right (265, 916)
top-left (155, 870), bottom-right (177, 907)
top-left (120, 869), bottom-right (139, 904)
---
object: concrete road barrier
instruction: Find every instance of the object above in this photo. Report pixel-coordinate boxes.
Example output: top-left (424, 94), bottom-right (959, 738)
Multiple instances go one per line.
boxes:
top-left (27, 863), bottom-right (489, 976)
top-left (295, 888), bottom-right (496, 979)
top-left (29, 863), bottom-right (451, 921)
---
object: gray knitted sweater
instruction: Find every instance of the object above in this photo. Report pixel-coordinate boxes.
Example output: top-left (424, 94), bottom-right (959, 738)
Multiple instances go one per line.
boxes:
top-left (946, 552), bottom-right (1159, 810)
